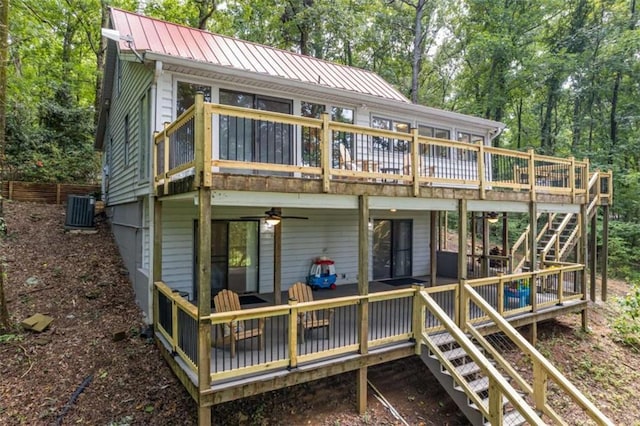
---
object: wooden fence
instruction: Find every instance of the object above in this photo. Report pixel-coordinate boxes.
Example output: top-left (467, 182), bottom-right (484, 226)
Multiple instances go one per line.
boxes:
top-left (0, 181), bottom-right (100, 204)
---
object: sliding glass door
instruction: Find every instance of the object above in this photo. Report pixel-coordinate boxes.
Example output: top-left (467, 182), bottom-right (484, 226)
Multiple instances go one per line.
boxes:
top-left (373, 219), bottom-right (412, 280)
top-left (194, 220), bottom-right (259, 296)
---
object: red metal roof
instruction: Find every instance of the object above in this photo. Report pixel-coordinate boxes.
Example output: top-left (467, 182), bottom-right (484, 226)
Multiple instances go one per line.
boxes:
top-left (109, 8), bottom-right (409, 103)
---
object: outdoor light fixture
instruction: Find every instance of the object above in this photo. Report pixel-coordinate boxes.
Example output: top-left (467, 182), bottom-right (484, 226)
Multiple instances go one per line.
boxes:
top-left (487, 212), bottom-right (499, 224)
top-left (101, 28), bottom-right (144, 63)
top-left (265, 217), bottom-right (281, 227)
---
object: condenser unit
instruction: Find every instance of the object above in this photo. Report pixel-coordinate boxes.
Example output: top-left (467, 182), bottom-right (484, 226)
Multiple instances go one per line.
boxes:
top-left (65, 195), bottom-right (95, 229)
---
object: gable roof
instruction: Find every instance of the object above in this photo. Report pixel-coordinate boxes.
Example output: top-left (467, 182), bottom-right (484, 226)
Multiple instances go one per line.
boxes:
top-left (109, 8), bottom-right (409, 104)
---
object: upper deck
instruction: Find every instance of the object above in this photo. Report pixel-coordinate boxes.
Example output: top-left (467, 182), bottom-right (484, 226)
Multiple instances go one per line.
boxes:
top-left (153, 95), bottom-right (613, 206)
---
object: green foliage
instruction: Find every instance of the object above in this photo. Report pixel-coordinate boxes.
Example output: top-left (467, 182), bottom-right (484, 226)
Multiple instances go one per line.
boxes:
top-left (613, 280), bottom-right (640, 348)
top-left (605, 220), bottom-right (640, 281)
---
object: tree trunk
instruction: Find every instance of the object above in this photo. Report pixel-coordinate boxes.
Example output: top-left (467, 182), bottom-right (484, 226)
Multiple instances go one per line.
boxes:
top-left (0, 0), bottom-right (8, 331)
top-left (94, 0), bottom-right (109, 125)
top-left (410, 0), bottom-right (426, 104)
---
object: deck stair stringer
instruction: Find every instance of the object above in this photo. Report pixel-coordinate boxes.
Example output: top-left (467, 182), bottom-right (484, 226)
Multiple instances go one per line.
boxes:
top-left (420, 331), bottom-right (533, 426)
top-left (417, 293), bottom-right (544, 426)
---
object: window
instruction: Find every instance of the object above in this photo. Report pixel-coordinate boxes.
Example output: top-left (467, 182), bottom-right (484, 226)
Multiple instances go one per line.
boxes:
top-left (124, 114), bottom-right (130, 167)
top-left (330, 106), bottom-right (354, 167)
top-left (419, 125), bottom-right (451, 157)
top-left (139, 90), bottom-right (151, 180)
top-left (301, 102), bottom-right (325, 167)
top-left (219, 90), bottom-right (293, 165)
top-left (176, 81), bottom-right (212, 116)
top-left (371, 116), bottom-right (410, 152)
top-left (457, 131), bottom-right (485, 161)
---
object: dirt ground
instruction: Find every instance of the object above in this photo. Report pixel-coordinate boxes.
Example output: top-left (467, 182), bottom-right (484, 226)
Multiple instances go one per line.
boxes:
top-left (0, 201), bottom-right (638, 425)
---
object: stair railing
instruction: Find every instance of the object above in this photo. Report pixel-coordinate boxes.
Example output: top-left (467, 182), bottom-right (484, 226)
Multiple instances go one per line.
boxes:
top-left (418, 291), bottom-right (545, 425)
top-left (587, 172), bottom-right (601, 219)
top-left (540, 213), bottom-right (574, 263)
top-left (510, 212), bottom-right (550, 272)
top-left (461, 284), bottom-right (614, 425)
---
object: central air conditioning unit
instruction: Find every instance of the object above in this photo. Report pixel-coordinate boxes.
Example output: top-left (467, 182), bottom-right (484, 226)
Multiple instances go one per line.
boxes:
top-left (65, 195), bottom-right (96, 229)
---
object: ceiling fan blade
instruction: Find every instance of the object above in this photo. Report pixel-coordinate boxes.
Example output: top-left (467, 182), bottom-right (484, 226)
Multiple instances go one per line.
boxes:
top-left (240, 215), bottom-right (267, 219)
top-left (280, 215), bottom-right (308, 220)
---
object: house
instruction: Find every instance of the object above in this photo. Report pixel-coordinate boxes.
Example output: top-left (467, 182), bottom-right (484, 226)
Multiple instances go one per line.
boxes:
top-left (96, 8), bottom-right (613, 426)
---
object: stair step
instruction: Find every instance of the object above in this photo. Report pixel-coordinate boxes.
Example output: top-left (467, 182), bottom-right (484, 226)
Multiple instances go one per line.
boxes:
top-left (484, 410), bottom-right (526, 426)
top-left (430, 332), bottom-right (456, 348)
top-left (442, 347), bottom-right (467, 362)
top-left (455, 376), bottom-right (489, 393)
top-left (470, 394), bottom-right (508, 411)
top-left (454, 361), bottom-right (481, 378)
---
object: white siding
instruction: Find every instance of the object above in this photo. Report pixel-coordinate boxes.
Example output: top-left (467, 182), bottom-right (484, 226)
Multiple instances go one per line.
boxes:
top-left (159, 203), bottom-right (431, 298)
top-left (105, 60), bottom-right (154, 205)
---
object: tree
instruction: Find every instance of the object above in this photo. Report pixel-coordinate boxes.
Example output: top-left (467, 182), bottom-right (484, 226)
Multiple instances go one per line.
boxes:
top-left (0, 0), bottom-right (9, 330)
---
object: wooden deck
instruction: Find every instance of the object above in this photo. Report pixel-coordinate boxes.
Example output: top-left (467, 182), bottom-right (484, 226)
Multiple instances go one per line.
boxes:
top-left (154, 267), bottom-right (587, 406)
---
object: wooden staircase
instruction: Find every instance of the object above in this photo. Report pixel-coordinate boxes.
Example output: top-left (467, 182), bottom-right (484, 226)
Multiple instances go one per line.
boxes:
top-left (511, 171), bottom-right (608, 272)
top-left (420, 332), bottom-right (526, 426)
top-left (417, 285), bottom-right (613, 425)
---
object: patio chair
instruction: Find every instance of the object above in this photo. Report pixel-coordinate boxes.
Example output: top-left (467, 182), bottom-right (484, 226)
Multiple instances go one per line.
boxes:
top-left (288, 282), bottom-right (333, 344)
top-left (212, 289), bottom-right (264, 358)
top-left (402, 155), bottom-right (435, 185)
top-left (338, 142), bottom-right (361, 171)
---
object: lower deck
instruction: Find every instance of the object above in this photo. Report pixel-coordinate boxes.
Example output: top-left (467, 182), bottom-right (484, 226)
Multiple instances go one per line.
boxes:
top-left (154, 265), bottom-right (587, 406)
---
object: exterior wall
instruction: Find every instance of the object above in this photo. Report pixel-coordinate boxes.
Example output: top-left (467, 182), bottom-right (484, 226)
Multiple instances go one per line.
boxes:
top-left (109, 200), bottom-right (149, 318)
top-left (159, 202), bottom-right (431, 300)
top-left (104, 59), bottom-right (154, 206)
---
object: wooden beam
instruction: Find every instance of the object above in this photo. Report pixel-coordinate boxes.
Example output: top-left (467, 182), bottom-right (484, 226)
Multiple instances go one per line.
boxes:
top-left (457, 200), bottom-right (468, 281)
top-left (602, 205), bottom-right (609, 302)
top-left (197, 187), bottom-right (212, 403)
top-left (430, 211), bottom-right (437, 286)
top-left (589, 211), bottom-right (597, 302)
top-left (321, 113), bottom-right (331, 193)
top-left (357, 367), bottom-right (367, 415)
top-left (482, 215), bottom-right (489, 277)
top-left (528, 202), bottom-right (537, 271)
top-left (204, 345), bottom-right (415, 405)
top-left (274, 221), bottom-right (282, 305)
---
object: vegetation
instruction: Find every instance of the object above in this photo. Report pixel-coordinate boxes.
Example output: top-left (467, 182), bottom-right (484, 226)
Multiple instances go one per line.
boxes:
top-left (613, 279), bottom-right (640, 349)
top-left (2, 0), bottom-right (639, 268)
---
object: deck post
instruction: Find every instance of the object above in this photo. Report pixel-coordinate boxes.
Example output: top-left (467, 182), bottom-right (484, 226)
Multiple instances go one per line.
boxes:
top-left (528, 202), bottom-right (537, 271)
top-left (502, 212), bottom-right (509, 271)
top-left (152, 198), bottom-right (162, 328)
top-left (482, 215), bottom-right (489, 277)
top-left (470, 214), bottom-right (476, 276)
top-left (411, 127), bottom-right (420, 197)
top-left (589, 210), bottom-right (597, 302)
top-left (602, 204), bottom-right (609, 302)
top-left (274, 218), bottom-right (282, 305)
top-left (198, 406), bottom-right (211, 426)
top-left (528, 149), bottom-right (536, 202)
top-left (430, 211), bottom-right (437, 286)
top-left (357, 195), bottom-right (369, 415)
top-left (321, 113), bottom-right (331, 193)
top-left (579, 203), bottom-right (588, 302)
top-left (457, 200), bottom-right (468, 282)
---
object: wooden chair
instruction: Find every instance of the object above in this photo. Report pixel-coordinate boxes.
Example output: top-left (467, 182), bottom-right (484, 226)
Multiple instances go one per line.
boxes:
top-left (212, 289), bottom-right (264, 358)
top-left (288, 282), bottom-right (333, 344)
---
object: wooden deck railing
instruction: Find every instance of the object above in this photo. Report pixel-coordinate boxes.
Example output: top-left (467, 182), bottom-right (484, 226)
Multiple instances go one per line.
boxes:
top-left (154, 264), bottom-right (585, 385)
top-left (460, 284), bottom-right (613, 425)
top-left (153, 94), bottom-right (598, 199)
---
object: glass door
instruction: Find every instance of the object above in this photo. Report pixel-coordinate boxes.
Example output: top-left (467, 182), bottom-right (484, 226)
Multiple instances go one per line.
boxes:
top-left (373, 219), bottom-right (412, 280)
top-left (194, 220), bottom-right (260, 296)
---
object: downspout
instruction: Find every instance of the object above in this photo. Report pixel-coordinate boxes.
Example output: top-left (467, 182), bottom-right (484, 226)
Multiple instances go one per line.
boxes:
top-left (488, 125), bottom-right (506, 146)
top-left (147, 60), bottom-right (163, 323)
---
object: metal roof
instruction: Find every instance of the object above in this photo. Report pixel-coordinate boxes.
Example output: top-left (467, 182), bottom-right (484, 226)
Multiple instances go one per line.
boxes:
top-left (109, 8), bottom-right (410, 104)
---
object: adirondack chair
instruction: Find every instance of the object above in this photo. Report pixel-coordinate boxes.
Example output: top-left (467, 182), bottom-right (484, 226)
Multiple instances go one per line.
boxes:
top-left (212, 289), bottom-right (264, 358)
top-left (288, 282), bottom-right (333, 344)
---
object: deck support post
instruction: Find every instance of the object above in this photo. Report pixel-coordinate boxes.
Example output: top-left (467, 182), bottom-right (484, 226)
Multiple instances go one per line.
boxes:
top-left (357, 195), bottom-right (369, 414)
top-left (274, 219), bottom-right (282, 305)
top-left (457, 200), bottom-right (468, 282)
top-left (198, 406), bottom-right (211, 426)
top-left (589, 210), bottom-right (597, 302)
top-left (579, 203), bottom-right (588, 303)
top-left (482, 215), bottom-right (489, 277)
top-left (470, 214), bottom-right (476, 277)
top-left (528, 202), bottom-right (537, 271)
top-left (152, 198), bottom-right (162, 328)
top-left (430, 211), bottom-right (437, 286)
top-left (602, 205), bottom-right (609, 302)
top-left (502, 212), bottom-right (509, 270)
top-left (195, 92), bottom-right (212, 426)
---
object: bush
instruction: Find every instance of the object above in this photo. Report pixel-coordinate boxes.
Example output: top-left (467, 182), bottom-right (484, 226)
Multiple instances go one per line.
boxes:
top-left (613, 280), bottom-right (640, 349)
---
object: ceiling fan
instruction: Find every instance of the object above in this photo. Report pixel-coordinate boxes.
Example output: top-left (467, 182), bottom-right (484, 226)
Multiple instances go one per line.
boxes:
top-left (241, 208), bottom-right (308, 226)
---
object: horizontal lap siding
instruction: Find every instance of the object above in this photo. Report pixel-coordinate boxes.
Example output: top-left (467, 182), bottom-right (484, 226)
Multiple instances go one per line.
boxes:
top-left (106, 61), bottom-right (154, 206)
top-left (159, 203), bottom-right (432, 297)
